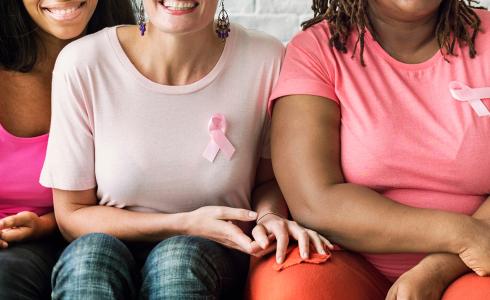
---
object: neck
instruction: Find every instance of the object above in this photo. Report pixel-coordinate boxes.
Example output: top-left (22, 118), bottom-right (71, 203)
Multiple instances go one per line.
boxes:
top-left (138, 22), bottom-right (225, 85)
top-left (33, 30), bottom-right (72, 75)
top-left (367, 4), bottom-right (440, 63)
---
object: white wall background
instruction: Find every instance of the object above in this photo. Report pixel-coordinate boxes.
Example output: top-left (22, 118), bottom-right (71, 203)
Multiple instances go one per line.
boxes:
top-left (228, 0), bottom-right (490, 43)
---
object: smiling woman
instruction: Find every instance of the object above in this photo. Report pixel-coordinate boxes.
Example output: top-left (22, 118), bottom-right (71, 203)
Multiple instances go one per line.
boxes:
top-left (0, 1), bottom-right (134, 299)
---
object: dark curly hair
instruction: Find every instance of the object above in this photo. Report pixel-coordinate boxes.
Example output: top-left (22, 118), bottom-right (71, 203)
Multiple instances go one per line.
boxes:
top-left (302, 0), bottom-right (486, 66)
top-left (0, 1), bottom-right (136, 73)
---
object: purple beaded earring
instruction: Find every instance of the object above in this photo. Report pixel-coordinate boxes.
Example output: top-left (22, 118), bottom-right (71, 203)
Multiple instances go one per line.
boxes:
top-left (138, 0), bottom-right (146, 36)
top-left (216, 0), bottom-right (230, 41)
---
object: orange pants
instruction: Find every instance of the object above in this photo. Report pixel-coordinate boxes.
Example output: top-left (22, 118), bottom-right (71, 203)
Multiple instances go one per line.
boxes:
top-left (246, 247), bottom-right (490, 300)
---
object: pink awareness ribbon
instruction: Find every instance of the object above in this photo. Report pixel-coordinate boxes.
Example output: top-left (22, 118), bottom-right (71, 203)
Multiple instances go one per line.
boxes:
top-left (449, 81), bottom-right (490, 117)
top-left (202, 114), bottom-right (236, 162)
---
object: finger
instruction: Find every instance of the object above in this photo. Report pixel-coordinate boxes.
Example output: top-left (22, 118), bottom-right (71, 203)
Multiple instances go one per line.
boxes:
top-left (251, 243), bottom-right (277, 258)
top-left (1, 228), bottom-right (32, 243)
top-left (252, 224), bottom-right (270, 249)
top-left (385, 285), bottom-right (397, 300)
top-left (0, 240), bottom-right (8, 249)
top-left (319, 235), bottom-right (335, 250)
top-left (308, 230), bottom-right (327, 255)
top-left (214, 207), bottom-right (257, 222)
top-left (289, 223), bottom-right (310, 259)
top-left (222, 222), bottom-right (254, 253)
top-left (268, 222), bottom-right (289, 264)
top-left (0, 212), bottom-right (34, 230)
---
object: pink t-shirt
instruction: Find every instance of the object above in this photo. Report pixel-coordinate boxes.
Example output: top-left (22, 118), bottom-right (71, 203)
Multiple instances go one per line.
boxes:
top-left (271, 9), bottom-right (490, 281)
top-left (0, 125), bottom-right (52, 218)
top-left (40, 24), bottom-right (283, 213)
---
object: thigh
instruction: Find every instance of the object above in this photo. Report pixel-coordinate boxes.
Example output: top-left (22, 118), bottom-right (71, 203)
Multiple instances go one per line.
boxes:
top-left (0, 234), bottom-right (65, 300)
top-left (246, 248), bottom-right (391, 300)
top-left (52, 233), bottom-right (137, 300)
top-left (140, 235), bottom-right (248, 300)
top-left (443, 273), bottom-right (490, 300)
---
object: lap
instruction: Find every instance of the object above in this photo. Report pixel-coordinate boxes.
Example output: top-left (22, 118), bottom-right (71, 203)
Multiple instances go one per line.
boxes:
top-left (0, 235), bottom-right (65, 300)
top-left (246, 247), bottom-right (390, 300)
top-left (443, 273), bottom-right (490, 300)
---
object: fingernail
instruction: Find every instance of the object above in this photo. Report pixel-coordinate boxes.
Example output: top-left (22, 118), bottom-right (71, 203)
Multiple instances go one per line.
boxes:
top-left (276, 256), bottom-right (283, 264)
top-left (320, 249), bottom-right (326, 255)
top-left (302, 251), bottom-right (308, 259)
top-left (249, 211), bottom-right (257, 218)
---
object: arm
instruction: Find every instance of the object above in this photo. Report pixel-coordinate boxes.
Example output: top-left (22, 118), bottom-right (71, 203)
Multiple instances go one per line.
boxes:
top-left (53, 188), bottom-right (258, 255)
top-left (271, 95), bottom-right (474, 255)
top-left (53, 188), bottom-right (184, 242)
top-left (250, 159), bottom-right (332, 262)
top-left (401, 196), bottom-right (490, 283)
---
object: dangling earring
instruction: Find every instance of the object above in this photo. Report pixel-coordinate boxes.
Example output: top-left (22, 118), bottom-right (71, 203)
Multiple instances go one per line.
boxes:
top-left (138, 0), bottom-right (146, 36)
top-left (216, 0), bottom-right (230, 41)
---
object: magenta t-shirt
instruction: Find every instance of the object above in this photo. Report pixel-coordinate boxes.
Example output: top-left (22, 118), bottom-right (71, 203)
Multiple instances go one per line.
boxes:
top-left (0, 124), bottom-right (52, 218)
top-left (271, 9), bottom-right (490, 281)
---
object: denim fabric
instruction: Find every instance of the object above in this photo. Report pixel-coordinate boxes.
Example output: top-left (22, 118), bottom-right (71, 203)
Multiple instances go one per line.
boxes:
top-left (0, 234), bottom-right (65, 300)
top-left (51, 233), bottom-right (138, 300)
top-left (52, 233), bottom-right (249, 300)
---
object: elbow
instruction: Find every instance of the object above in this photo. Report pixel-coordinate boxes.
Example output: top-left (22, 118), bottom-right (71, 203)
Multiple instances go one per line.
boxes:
top-left (285, 185), bottom-right (342, 234)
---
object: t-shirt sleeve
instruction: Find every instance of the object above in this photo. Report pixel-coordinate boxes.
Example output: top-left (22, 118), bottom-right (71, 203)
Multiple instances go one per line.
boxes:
top-left (269, 29), bottom-right (339, 112)
top-left (39, 63), bottom-right (96, 191)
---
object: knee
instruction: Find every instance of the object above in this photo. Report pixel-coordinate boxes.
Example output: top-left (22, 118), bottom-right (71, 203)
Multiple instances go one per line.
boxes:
top-left (443, 273), bottom-right (490, 300)
top-left (247, 250), bottom-right (388, 300)
top-left (53, 233), bottom-right (134, 279)
top-left (141, 236), bottom-right (224, 294)
top-left (144, 236), bottom-right (220, 279)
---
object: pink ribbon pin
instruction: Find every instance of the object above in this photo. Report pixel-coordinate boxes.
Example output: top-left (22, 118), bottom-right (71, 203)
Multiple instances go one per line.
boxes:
top-left (202, 114), bottom-right (235, 162)
top-left (449, 81), bottom-right (490, 117)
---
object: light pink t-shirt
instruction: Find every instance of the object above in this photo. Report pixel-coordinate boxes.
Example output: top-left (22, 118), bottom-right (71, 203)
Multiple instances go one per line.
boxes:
top-left (271, 9), bottom-right (490, 281)
top-left (0, 125), bottom-right (52, 218)
top-left (40, 24), bottom-right (283, 213)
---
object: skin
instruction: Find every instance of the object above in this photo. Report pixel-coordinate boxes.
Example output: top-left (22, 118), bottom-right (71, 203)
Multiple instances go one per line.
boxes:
top-left (53, 0), bottom-right (332, 264)
top-left (271, 0), bottom-right (490, 299)
top-left (0, 0), bottom-right (98, 248)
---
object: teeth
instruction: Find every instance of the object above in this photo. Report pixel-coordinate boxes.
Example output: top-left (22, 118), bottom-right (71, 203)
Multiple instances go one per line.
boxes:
top-left (50, 7), bottom-right (77, 15)
top-left (163, 1), bottom-right (197, 10)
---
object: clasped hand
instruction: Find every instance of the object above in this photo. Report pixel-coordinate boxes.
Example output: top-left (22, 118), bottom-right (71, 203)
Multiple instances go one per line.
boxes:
top-left (185, 206), bottom-right (333, 264)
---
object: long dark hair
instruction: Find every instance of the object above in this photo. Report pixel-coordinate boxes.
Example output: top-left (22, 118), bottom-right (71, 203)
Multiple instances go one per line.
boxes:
top-left (302, 0), bottom-right (486, 66)
top-left (0, 1), bottom-right (136, 73)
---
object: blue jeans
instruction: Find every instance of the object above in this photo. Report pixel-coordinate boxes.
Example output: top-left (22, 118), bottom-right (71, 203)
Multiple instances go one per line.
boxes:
top-left (51, 233), bottom-right (249, 300)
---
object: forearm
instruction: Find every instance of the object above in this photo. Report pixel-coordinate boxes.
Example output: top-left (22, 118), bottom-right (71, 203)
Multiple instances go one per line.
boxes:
top-left (415, 197), bottom-right (490, 282)
top-left (252, 180), bottom-right (289, 218)
top-left (291, 183), bottom-right (471, 254)
top-left (36, 212), bottom-right (58, 238)
top-left (57, 205), bottom-right (185, 242)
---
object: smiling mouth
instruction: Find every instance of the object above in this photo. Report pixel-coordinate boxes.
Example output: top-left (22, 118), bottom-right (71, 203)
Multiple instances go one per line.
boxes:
top-left (160, 0), bottom-right (199, 11)
top-left (41, 1), bottom-right (86, 18)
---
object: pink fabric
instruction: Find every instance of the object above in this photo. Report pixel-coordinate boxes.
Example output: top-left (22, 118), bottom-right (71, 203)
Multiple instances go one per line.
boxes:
top-left (0, 124), bottom-right (52, 218)
top-left (270, 9), bottom-right (490, 281)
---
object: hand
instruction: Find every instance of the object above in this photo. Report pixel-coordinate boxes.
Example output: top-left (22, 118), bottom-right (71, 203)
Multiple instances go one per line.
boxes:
top-left (458, 218), bottom-right (490, 276)
top-left (0, 211), bottom-right (44, 247)
top-left (184, 206), bottom-right (258, 254)
top-left (386, 262), bottom-right (448, 300)
top-left (250, 212), bottom-right (333, 263)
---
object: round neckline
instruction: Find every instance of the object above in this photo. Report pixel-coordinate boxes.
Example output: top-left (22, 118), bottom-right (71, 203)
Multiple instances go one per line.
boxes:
top-left (364, 29), bottom-right (444, 71)
top-left (0, 122), bottom-right (48, 144)
top-left (108, 24), bottom-right (237, 95)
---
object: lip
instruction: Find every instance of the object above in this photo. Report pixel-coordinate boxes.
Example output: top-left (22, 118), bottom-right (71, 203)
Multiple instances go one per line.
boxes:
top-left (159, 0), bottom-right (199, 16)
top-left (41, 1), bottom-right (86, 21)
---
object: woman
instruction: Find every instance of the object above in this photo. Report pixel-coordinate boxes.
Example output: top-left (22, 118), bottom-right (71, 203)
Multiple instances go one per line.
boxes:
top-left (40, 0), bottom-right (331, 299)
top-left (248, 0), bottom-right (490, 299)
top-left (0, 1), bottom-right (134, 299)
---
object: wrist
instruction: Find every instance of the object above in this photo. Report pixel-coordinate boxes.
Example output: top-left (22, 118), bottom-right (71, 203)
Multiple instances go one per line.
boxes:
top-left (178, 212), bottom-right (195, 236)
top-left (256, 211), bottom-right (286, 224)
top-left (417, 254), bottom-right (469, 286)
top-left (448, 215), bottom-right (478, 254)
